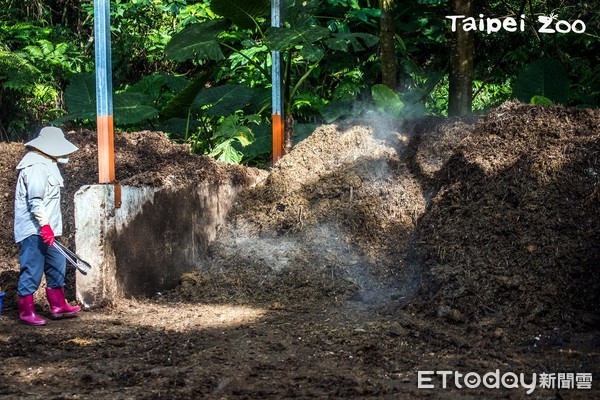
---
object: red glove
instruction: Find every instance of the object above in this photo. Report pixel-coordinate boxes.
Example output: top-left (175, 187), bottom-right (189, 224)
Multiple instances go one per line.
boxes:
top-left (40, 225), bottom-right (55, 247)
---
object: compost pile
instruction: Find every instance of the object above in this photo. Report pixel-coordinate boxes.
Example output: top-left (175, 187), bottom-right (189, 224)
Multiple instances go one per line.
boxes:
top-left (415, 102), bottom-right (599, 329)
top-left (170, 102), bottom-right (599, 332)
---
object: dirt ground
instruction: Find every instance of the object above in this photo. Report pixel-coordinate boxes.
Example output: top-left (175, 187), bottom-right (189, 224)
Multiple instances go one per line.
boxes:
top-left (0, 101), bottom-right (598, 399)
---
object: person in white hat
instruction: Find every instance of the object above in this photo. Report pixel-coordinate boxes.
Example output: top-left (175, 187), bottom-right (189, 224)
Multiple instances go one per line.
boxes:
top-left (14, 126), bottom-right (81, 326)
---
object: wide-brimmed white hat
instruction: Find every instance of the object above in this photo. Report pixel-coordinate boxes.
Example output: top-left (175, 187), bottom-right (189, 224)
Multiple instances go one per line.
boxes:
top-left (25, 126), bottom-right (78, 157)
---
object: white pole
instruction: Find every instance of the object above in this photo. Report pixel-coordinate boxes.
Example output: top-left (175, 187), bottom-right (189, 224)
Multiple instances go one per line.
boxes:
top-left (271, 0), bottom-right (284, 163)
top-left (94, 0), bottom-right (115, 184)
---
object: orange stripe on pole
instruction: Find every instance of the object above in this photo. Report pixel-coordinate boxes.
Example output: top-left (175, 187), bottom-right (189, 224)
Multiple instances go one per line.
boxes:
top-left (272, 113), bottom-right (284, 164)
top-left (97, 115), bottom-right (115, 183)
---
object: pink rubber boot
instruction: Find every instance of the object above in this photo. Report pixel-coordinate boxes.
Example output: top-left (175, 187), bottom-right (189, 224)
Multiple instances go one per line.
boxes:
top-left (46, 287), bottom-right (80, 318)
top-left (18, 295), bottom-right (47, 326)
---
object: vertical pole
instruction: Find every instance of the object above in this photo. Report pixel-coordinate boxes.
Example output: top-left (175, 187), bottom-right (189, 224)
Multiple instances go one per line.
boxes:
top-left (271, 0), bottom-right (284, 164)
top-left (94, 0), bottom-right (115, 183)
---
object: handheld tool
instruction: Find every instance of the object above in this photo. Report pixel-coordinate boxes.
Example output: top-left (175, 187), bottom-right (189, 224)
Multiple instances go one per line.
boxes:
top-left (53, 240), bottom-right (92, 275)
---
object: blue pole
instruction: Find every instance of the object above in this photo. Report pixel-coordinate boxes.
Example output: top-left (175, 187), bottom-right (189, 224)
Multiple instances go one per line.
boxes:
top-left (271, 0), bottom-right (284, 163)
top-left (271, 0), bottom-right (282, 117)
top-left (94, 0), bottom-right (115, 183)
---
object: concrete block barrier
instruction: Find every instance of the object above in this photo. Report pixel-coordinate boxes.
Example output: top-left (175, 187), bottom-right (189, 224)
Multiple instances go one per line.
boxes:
top-left (75, 181), bottom-right (244, 307)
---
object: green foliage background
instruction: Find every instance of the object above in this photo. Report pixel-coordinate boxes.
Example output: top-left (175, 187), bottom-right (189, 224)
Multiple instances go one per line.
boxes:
top-left (0, 0), bottom-right (597, 164)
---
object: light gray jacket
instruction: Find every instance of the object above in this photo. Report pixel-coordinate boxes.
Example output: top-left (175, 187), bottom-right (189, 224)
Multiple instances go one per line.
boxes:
top-left (14, 152), bottom-right (64, 243)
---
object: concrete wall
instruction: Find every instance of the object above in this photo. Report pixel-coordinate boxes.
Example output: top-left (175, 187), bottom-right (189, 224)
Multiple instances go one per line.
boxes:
top-left (74, 181), bottom-right (247, 308)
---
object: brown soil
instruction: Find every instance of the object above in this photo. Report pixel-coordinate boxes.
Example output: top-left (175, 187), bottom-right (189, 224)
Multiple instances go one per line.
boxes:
top-left (0, 102), bottom-right (598, 399)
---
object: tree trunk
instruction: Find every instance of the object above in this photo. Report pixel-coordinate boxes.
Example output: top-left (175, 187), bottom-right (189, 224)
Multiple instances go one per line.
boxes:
top-left (380, 0), bottom-right (396, 90)
top-left (0, 82), bottom-right (7, 141)
top-left (448, 0), bottom-right (474, 116)
top-left (284, 113), bottom-right (294, 154)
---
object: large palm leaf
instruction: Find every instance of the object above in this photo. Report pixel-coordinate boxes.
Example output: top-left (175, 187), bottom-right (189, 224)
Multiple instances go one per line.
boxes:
top-left (161, 73), bottom-right (210, 119)
top-left (194, 85), bottom-right (254, 117)
top-left (266, 26), bottom-right (330, 52)
top-left (210, 0), bottom-right (270, 29)
top-left (165, 20), bottom-right (228, 62)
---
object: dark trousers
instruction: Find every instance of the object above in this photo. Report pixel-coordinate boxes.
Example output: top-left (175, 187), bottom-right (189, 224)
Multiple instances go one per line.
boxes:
top-left (17, 235), bottom-right (66, 296)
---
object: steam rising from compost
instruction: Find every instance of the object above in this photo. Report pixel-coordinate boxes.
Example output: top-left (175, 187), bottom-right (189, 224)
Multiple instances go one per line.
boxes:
top-left (214, 223), bottom-right (417, 308)
top-left (182, 118), bottom-right (425, 309)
